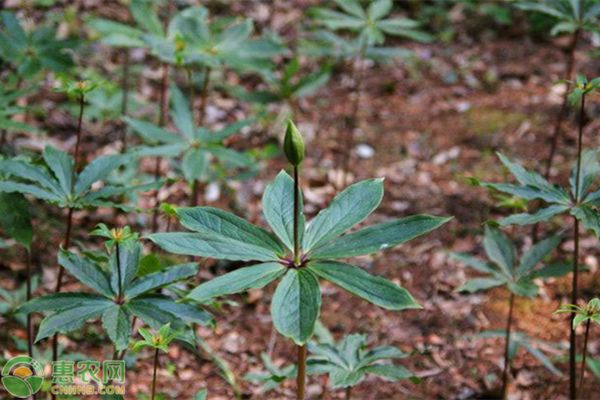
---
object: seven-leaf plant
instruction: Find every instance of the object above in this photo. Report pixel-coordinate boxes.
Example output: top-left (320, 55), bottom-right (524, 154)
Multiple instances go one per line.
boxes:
top-left (149, 121), bottom-right (450, 398)
top-left (126, 84), bottom-right (254, 199)
top-left (18, 233), bottom-right (212, 352)
top-left (308, 334), bottom-right (415, 393)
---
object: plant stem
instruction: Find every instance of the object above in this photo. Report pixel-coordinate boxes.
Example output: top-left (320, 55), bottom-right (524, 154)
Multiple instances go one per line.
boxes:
top-left (151, 347), bottom-right (159, 400)
top-left (543, 29), bottom-right (580, 179)
top-left (297, 344), bottom-right (306, 400)
top-left (120, 49), bottom-right (131, 153)
top-left (73, 94), bottom-right (85, 173)
top-left (151, 63), bottom-right (169, 232)
top-left (345, 386), bottom-right (352, 399)
top-left (501, 292), bottom-right (515, 399)
top-left (198, 67), bottom-right (211, 126)
top-left (341, 47), bottom-right (366, 187)
top-left (293, 166), bottom-right (300, 265)
top-left (569, 89), bottom-right (586, 400)
top-left (579, 318), bottom-right (591, 395)
top-left (25, 249), bottom-right (33, 358)
top-left (115, 242), bottom-right (122, 302)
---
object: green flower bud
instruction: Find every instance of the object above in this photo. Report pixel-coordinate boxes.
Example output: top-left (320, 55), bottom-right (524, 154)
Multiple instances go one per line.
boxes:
top-left (283, 120), bottom-right (305, 166)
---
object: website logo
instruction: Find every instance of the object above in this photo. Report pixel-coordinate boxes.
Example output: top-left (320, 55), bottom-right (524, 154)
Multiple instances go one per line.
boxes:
top-left (1, 356), bottom-right (44, 398)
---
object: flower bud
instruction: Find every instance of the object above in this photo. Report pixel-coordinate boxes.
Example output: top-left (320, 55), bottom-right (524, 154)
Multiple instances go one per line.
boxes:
top-left (283, 120), bottom-right (305, 166)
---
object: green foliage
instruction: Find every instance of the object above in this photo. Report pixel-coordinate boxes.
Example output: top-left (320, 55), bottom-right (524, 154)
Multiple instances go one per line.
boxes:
top-left (0, 276), bottom-right (39, 326)
top-left (308, 334), bottom-right (415, 388)
top-left (0, 83), bottom-right (36, 133)
top-left (244, 352), bottom-right (297, 394)
top-left (567, 75), bottom-right (600, 106)
top-left (475, 330), bottom-right (562, 375)
top-left (18, 237), bottom-right (211, 350)
top-left (150, 172), bottom-right (450, 345)
top-left (0, 11), bottom-right (78, 77)
top-left (0, 192), bottom-right (32, 249)
top-left (126, 85), bottom-right (254, 184)
top-left (516, 0), bottom-right (600, 35)
top-left (132, 323), bottom-right (179, 353)
top-left (0, 145), bottom-right (153, 209)
top-left (555, 298), bottom-right (600, 329)
top-left (452, 226), bottom-right (563, 297)
top-left (91, 223), bottom-right (139, 249)
top-left (480, 150), bottom-right (600, 234)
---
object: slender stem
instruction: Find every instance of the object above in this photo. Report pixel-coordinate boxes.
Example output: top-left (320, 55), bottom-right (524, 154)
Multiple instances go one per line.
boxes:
top-left (543, 29), bottom-right (580, 179)
top-left (151, 63), bottom-right (169, 232)
top-left (297, 344), bottom-right (306, 400)
top-left (341, 48), bottom-right (367, 187)
top-left (345, 386), bottom-right (352, 399)
top-left (501, 292), bottom-right (515, 399)
top-left (570, 216), bottom-right (579, 400)
top-left (120, 49), bottom-right (131, 153)
top-left (73, 94), bottom-right (85, 173)
top-left (151, 348), bottom-right (159, 400)
top-left (569, 89), bottom-right (586, 400)
top-left (190, 180), bottom-right (202, 206)
top-left (198, 67), bottom-right (211, 126)
top-left (579, 318), bottom-right (591, 395)
top-left (293, 166), bottom-right (300, 265)
top-left (25, 249), bottom-right (33, 358)
top-left (52, 206), bottom-right (74, 362)
top-left (115, 242), bottom-right (122, 302)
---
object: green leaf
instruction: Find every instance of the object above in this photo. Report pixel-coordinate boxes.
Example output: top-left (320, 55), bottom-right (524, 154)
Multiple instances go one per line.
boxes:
top-left (483, 226), bottom-right (514, 277)
top-left (18, 293), bottom-right (112, 314)
top-left (58, 249), bottom-right (114, 297)
top-left (368, 0), bottom-right (392, 21)
top-left (36, 302), bottom-right (113, 341)
top-left (111, 242), bottom-right (141, 293)
top-left (0, 181), bottom-right (61, 203)
top-left (170, 84), bottom-right (194, 139)
top-left (303, 178), bottom-right (384, 252)
top-left (333, 0), bottom-right (365, 18)
top-left (127, 298), bottom-right (187, 330)
top-left (450, 253), bottom-right (497, 274)
top-left (0, 158), bottom-right (63, 196)
top-left (570, 149), bottom-right (600, 202)
top-left (43, 145), bottom-right (73, 195)
top-left (102, 305), bottom-right (131, 350)
top-left (182, 148), bottom-right (208, 183)
top-left (516, 234), bottom-right (561, 277)
top-left (134, 295), bottom-right (213, 326)
top-left (207, 146), bottom-right (253, 168)
top-left (262, 171), bottom-right (305, 251)
top-left (130, 0), bottom-right (164, 36)
top-left (271, 268), bottom-right (321, 345)
top-left (364, 364), bottom-right (414, 381)
top-left (309, 261), bottom-right (420, 310)
top-left (125, 263), bottom-right (197, 298)
top-left (167, 206), bottom-right (285, 257)
top-left (187, 262), bottom-right (285, 302)
top-left (123, 117), bottom-right (179, 144)
top-left (499, 205), bottom-right (570, 226)
top-left (310, 215), bottom-right (450, 259)
top-left (458, 278), bottom-right (505, 293)
top-left (532, 262), bottom-right (572, 279)
top-left (571, 204), bottom-right (600, 237)
top-left (75, 155), bottom-right (125, 194)
top-left (508, 278), bottom-right (538, 297)
top-left (0, 192), bottom-right (32, 248)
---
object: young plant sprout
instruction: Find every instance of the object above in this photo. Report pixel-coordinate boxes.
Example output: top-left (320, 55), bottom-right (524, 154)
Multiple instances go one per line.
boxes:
top-left (477, 76), bottom-right (599, 399)
top-left (18, 231), bottom-right (212, 356)
top-left (149, 120), bottom-right (450, 399)
top-left (556, 298), bottom-right (600, 396)
top-left (244, 352), bottom-right (297, 395)
top-left (126, 84), bottom-right (254, 206)
top-left (308, 334), bottom-right (415, 399)
top-left (132, 323), bottom-right (179, 400)
top-left (453, 226), bottom-right (563, 398)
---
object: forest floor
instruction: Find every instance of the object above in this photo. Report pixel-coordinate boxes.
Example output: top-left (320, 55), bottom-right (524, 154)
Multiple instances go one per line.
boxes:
top-left (2, 3), bottom-right (600, 400)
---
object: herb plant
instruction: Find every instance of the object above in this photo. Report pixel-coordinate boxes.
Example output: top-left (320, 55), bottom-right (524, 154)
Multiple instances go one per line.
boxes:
top-left (132, 323), bottom-right (179, 400)
top-left (308, 333), bottom-right (414, 399)
top-left (126, 84), bottom-right (254, 205)
top-left (515, 0), bottom-right (600, 177)
top-left (478, 76), bottom-right (599, 399)
top-left (453, 226), bottom-right (563, 397)
top-left (556, 298), bottom-right (600, 395)
top-left (149, 120), bottom-right (450, 398)
top-left (18, 232), bottom-right (212, 353)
